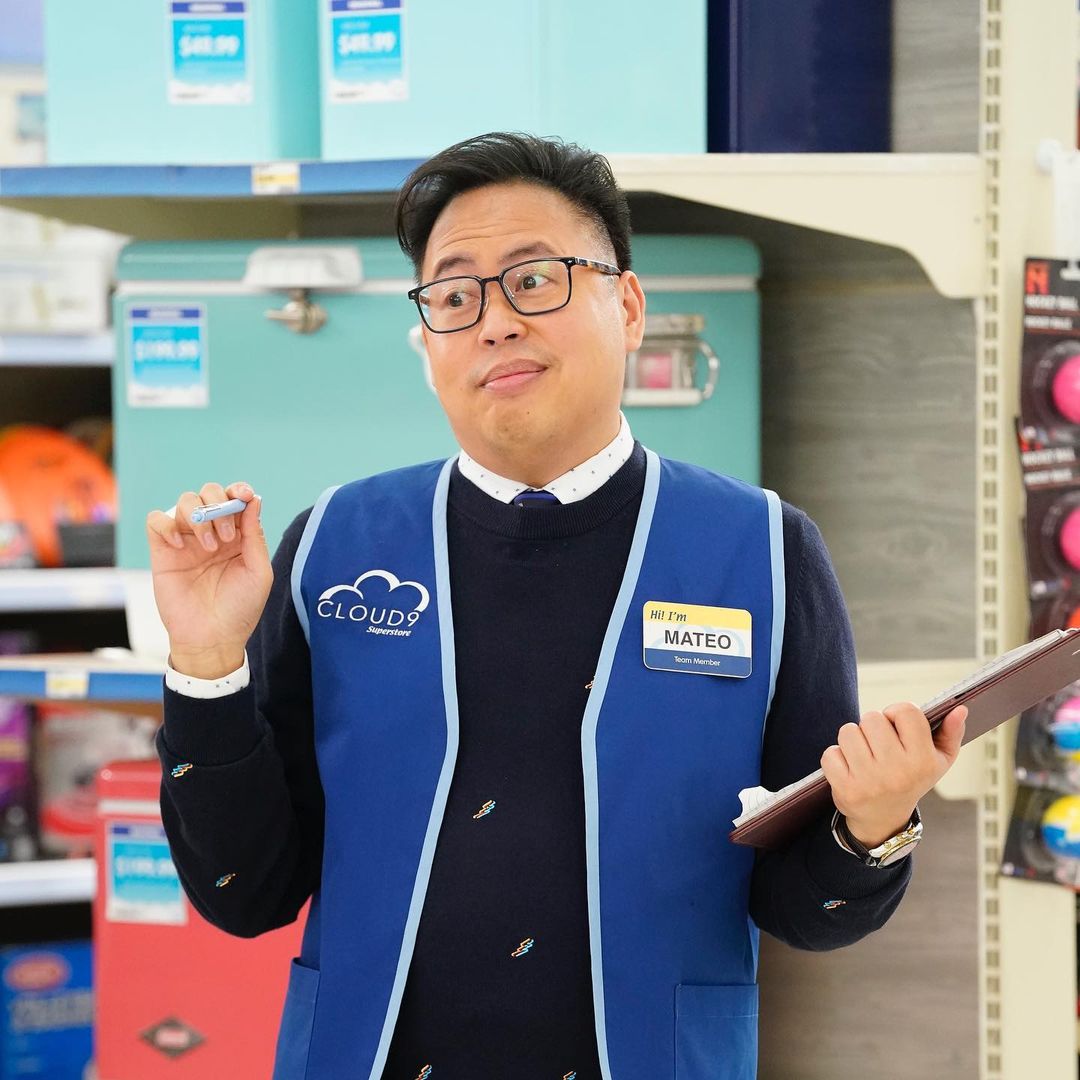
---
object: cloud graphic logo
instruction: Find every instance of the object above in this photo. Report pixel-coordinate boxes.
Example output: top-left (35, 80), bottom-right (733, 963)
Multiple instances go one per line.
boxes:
top-left (316, 568), bottom-right (431, 636)
top-left (318, 569), bottom-right (430, 611)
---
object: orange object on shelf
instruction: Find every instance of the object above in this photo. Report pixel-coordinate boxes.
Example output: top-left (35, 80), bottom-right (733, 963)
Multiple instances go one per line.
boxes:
top-left (0, 424), bottom-right (116, 567)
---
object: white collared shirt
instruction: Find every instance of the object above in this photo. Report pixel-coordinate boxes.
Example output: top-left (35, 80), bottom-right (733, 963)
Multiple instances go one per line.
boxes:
top-left (167, 414), bottom-right (636, 698)
top-left (457, 412), bottom-right (634, 504)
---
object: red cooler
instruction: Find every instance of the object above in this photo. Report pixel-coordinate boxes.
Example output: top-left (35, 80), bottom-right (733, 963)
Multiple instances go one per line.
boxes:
top-left (93, 759), bottom-right (306, 1079)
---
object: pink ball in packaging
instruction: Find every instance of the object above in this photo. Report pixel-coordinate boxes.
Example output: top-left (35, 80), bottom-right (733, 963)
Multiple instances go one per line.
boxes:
top-left (1051, 353), bottom-right (1080, 422)
top-left (1060, 507), bottom-right (1080, 569)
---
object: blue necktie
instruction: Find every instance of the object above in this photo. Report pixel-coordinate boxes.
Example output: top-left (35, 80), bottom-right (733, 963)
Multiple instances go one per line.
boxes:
top-left (512, 489), bottom-right (560, 508)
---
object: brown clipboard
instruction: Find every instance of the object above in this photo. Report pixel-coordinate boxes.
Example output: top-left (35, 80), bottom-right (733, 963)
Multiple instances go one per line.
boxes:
top-left (729, 627), bottom-right (1080, 851)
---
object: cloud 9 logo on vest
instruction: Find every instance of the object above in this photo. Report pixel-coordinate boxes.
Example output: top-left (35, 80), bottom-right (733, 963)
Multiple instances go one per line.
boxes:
top-left (316, 570), bottom-right (431, 638)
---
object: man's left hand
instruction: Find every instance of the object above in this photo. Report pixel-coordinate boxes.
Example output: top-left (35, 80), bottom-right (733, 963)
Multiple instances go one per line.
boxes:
top-left (820, 702), bottom-right (969, 848)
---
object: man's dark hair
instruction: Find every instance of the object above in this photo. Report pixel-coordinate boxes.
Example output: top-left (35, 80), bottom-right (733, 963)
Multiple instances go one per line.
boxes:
top-left (395, 131), bottom-right (632, 280)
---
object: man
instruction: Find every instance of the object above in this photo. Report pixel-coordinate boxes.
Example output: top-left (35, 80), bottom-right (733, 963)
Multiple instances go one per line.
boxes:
top-left (147, 132), bottom-right (967, 1080)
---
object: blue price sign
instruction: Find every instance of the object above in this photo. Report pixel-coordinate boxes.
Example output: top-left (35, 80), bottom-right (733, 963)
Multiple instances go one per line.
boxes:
top-left (126, 303), bottom-right (209, 408)
top-left (106, 822), bottom-right (187, 925)
top-left (169, 0), bottom-right (251, 105)
top-left (328, 0), bottom-right (407, 103)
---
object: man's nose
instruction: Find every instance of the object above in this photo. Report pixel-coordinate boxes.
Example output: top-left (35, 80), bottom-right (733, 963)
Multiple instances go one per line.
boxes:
top-left (477, 280), bottom-right (526, 344)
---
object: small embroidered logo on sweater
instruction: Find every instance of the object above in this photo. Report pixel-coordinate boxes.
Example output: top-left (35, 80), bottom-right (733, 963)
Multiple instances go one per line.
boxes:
top-left (215, 873), bottom-right (237, 888)
top-left (511, 938), bottom-right (535, 957)
top-left (473, 800), bottom-right (496, 819)
top-left (822, 899), bottom-right (846, 911)
top-left (171, 763), bottom-right (193, 778)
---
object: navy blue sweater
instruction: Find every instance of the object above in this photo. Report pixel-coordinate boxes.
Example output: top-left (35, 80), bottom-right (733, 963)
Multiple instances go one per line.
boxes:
top-left (156, 444), bottom-right (910, 1079)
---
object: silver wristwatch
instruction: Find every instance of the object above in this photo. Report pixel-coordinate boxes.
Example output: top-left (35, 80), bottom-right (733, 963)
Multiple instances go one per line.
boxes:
top-left (830, 806), bottom-right (923, 867)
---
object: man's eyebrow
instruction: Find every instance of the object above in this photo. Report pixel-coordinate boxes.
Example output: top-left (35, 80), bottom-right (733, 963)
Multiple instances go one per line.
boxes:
top-left (429, 242), bottom-right (558, 280)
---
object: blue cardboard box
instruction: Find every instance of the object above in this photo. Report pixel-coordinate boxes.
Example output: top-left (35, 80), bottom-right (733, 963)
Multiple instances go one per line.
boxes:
top-left (0, 941), bottom-right (93, 1079)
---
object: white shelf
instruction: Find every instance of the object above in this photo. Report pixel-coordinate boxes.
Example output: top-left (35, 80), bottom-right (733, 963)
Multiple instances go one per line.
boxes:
top-left (0, 152), bottom-right (985, 300)
top-left (0, 859), bottom-right (95, 907)
top-left (0, 332), bottom-right (113, 367)
top-left (856, 657), bottom-right (985, 801)
top-left (0, 568), bottom-right (125, 612)
top-left (608, 152), bottom-right (985, 299)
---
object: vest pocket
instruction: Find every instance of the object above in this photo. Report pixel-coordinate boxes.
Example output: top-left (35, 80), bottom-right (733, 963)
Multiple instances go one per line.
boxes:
top-left (271, 958), bottom-right (321, 1080)
top-left (675, 983), bottom-right (759, 1080)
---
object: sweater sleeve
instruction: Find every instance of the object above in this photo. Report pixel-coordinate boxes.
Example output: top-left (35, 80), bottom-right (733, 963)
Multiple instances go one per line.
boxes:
top-left (155, 506), bottom-right (319, 938)
top-left (747, 501), bottom-right (913, 951)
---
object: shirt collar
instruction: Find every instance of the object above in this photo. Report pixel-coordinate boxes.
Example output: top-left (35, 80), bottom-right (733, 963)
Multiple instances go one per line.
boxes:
top-left (457, 413), bottom-right (635, 505)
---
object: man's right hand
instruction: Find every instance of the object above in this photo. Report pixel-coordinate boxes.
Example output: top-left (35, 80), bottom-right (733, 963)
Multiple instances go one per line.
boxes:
top-left (145, 480), bottom-right (273, 680)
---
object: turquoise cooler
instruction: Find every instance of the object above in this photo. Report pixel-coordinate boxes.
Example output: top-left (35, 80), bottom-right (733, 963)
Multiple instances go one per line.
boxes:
top-left (111, 234), bottom-right (758, 572)
top-left (45, 0), bottom-right (319, 164)
top-left (319, 0), bottom-right (707, 160)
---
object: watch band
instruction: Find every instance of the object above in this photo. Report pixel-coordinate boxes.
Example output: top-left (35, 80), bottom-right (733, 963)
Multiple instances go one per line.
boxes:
top-left (830, 806), bottom-right (923, 867)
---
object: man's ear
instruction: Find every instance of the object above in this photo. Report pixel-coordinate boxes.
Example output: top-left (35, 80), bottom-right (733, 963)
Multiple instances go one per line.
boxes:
top-left (620, 271), bottom-right (647, 353)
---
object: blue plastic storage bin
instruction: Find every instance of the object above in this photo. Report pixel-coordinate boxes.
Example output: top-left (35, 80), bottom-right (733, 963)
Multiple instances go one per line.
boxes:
top-left (44, 0), bottom-right (320, 164)
top-left (319, 0), bottom-right (708, 160)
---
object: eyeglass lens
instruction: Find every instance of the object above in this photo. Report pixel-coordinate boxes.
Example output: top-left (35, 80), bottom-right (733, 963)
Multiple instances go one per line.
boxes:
top-left (417, 259), bottom-right (570, 331)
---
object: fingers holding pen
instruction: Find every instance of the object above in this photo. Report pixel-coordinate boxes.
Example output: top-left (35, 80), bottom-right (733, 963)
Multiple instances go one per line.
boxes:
top-left (146, 481), bottom-right (257, 553)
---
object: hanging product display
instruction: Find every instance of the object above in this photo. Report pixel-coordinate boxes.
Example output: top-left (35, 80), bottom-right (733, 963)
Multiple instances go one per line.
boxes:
top-left (1005, 257), bottom-right (1080, 887)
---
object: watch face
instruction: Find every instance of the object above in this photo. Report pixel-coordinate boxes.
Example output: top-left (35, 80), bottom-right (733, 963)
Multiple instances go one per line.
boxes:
top-left (877, 836), bottom-right (919, 866)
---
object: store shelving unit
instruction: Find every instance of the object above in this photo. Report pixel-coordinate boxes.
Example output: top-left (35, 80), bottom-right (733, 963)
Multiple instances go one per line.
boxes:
top-left (0, 332), bottom-right (113, 366)
top-left (0, 569), bottom-right (125, 613)
top-left (0, 860), bottom-right (95, 908)
top-left (0, 2), bottom-right (1072, 1075)
top-left (0, 152), bottom-right (985, 299)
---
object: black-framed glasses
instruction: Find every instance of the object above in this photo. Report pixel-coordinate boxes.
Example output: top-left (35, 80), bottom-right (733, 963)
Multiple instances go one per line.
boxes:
top-left (407, 256), bottom-right (621, 333)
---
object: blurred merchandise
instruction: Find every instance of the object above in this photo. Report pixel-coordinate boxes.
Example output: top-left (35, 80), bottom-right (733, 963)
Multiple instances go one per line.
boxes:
top-left (1003, 785), bottom-right (1080, 889)
top-left (94, 760), bottom-right (304, 1079)
top-left (1015, 683), bottom-right (1080, 792)
top-left (0, 477), bottom-right (37, 568)
top-left (708, 0), bottom-right (892, 151)
top-left (0, 425), bottom-right (116, 568)
top-left (0, 0), bottom-right (45, 165)
top-left (44, 0), bottom-right (319, 164)
top-left (320, 1), bottom-right (706, 160)
top-left (62, 417), bottom-right (113, 469)
top-left (35, 704), bottom-right (158, 858)
top-left (0, 251), bottom-right (113, 333)
top-left (0, 629), bottom-right (39, 863)
top-left (0, 940), bottom-right (94, 1080)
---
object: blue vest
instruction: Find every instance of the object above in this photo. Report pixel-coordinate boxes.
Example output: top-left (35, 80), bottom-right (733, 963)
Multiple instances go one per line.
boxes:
top-left (272, 448), bottom-right (786, 1080)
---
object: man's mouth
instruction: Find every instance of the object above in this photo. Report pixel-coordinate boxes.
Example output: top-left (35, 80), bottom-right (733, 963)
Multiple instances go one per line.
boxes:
top-left (480, 360), bottom-right (547, 392)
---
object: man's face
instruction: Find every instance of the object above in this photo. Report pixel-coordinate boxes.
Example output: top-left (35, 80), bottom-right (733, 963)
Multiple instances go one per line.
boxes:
top-left (418, 181), bottom-right (645, 472)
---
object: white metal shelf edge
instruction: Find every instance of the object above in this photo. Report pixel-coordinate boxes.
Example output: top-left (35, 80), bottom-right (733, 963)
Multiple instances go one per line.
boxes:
top-left (0, 569), bottom-right (125, 612)
top-left (0, 333), bottom-right (114, 367)
top-left (0, 858), bottom-right (95, 907)
top-left (608, 153), bottom-right (986, 299)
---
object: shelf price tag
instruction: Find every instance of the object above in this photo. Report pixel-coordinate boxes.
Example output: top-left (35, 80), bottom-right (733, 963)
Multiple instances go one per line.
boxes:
top-left (168, 1), bottom-right (252, 106)
top-left (125, 303), bottom-right (208, 409)
top-left (252, 161), bottom-right (301, 195)
top-left (45, 669), bottom-right (90, 700)
top-left (328, 0), bottom-right (407, 104)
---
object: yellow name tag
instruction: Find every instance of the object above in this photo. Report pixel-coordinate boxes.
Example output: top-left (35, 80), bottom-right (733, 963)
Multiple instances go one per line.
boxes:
top-left (642, 601), bottom-right (752, 678)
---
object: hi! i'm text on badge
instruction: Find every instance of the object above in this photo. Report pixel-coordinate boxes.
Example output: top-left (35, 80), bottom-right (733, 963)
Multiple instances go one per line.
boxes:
top-left (642, 602), bottom-right (752, 678)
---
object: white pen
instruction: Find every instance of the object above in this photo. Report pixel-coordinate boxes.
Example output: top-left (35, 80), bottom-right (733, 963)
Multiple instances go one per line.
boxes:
top-left (190, 498), bottom-right (251, 524)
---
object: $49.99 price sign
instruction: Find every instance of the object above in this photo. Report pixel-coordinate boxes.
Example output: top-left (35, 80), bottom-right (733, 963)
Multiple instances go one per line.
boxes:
top-left (168, 1), bottom-right (252, 106)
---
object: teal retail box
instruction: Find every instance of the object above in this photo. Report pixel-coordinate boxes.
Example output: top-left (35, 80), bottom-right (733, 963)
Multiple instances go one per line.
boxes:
top-left (319, 0), bottom-right (707, 159)
top-left (0, 941), bottom-right (94, 1078)
top-left (44, 0), bottom-right (319, 164)
top-left (111, 235), bottom-right (757, 575)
